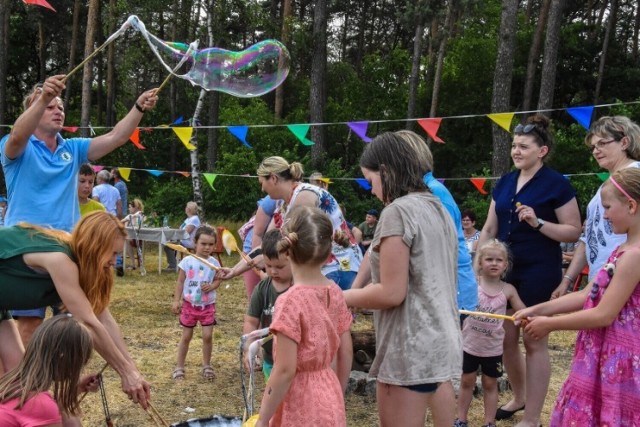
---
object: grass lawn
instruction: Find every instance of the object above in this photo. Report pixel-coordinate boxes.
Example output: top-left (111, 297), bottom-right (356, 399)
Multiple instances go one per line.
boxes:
top-left (79, 248), bottom-right (576, 426)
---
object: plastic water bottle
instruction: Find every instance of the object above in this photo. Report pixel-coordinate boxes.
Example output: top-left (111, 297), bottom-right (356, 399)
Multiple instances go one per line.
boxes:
top-left (162, 216), bottom-right (169, 228)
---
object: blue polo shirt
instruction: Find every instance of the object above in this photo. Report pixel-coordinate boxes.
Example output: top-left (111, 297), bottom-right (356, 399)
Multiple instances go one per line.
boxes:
top-left (1, 134), bottom-right (91, 231)
top-left (492, 165), bottom-right (576, 305)
top-left (424, 172), bottom-right (478, 310)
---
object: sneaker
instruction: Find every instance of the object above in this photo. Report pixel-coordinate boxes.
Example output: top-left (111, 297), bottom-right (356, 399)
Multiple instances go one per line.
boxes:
top-left (116, 266), bottom-right (124, 277)
top-left (453, 419), bottom-right (468, 427)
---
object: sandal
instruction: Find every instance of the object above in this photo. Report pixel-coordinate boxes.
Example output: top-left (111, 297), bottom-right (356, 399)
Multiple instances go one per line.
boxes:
top-left (172, 367), bottom-right (185, 381)
top-left (202, 365), bottom-right (215, 381)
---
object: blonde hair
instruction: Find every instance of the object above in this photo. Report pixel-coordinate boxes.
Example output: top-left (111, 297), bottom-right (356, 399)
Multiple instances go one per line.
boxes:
top-left (474, 239), bottom-right (512, 277)
top-left (0, 315), bottom-right (93, 416)
top-left (257, 156), bottom-right (304, 182)
top-left (277, 206), bottom-right (333, 265)
top-left (185, 201), bottom-right (199, 216)
top-left (585, 116), bottom-right (640, 160)
top-left (605, 167), bottom-right (640, 203)
top-left (130, 198), bottom-right (144, 212)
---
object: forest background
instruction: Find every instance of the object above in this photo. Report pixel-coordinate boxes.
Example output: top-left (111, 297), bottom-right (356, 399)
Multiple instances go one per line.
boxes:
top-left (1, 0), bottom-right (640, 226)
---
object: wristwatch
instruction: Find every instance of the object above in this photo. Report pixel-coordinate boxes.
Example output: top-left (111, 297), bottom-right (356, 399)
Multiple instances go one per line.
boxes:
top-left (535, 218), bottom-right (545, 230)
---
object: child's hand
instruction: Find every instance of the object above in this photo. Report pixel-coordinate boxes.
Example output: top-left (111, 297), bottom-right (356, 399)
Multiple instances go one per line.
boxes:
top-left (211, 279), bottom-right (222, 290)
top-left (78, 373), bottom-right (100, 393)
top-left (216, 267), bottom-right (235, 280)
top-left (171, 301), bottom-right (181, 315)
top-left (523, 316), bottom-right (552, 340)
top-left (201, 282), bottom-right (215, 293)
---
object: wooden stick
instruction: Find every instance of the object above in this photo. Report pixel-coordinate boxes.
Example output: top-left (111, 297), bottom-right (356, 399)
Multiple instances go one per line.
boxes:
top-left (164, 242), bottom-right (220, 271)
top-left (459, 309), bottom-right (515, 322)
top-left (63, 37), bottom-right (115, 83)
top-left (153, 72), bottom-right (173, 97)
top-left (146, 401), bottom-right (170, 427)
top-left (78, 362), bottom-right (109, 403)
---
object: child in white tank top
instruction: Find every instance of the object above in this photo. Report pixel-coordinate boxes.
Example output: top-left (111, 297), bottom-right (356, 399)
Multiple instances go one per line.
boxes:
top-left (455, 240), bottom-right (525, 427)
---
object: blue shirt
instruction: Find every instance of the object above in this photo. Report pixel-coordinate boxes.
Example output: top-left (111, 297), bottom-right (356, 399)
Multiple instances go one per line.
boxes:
top-left (114, 180), bottom-right (128, 217)
top-left (492, 165), bottom-right (576, 305)
top-left (1, 134), bottom-right (91, 231)
top-left (424, 172), bottom-right (478, 310)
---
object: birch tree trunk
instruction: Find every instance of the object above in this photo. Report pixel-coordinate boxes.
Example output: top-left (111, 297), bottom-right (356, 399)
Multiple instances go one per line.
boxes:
top-left (490, 0), bottom-right (518, 178)
top-left (105, 0), bottom-right (117, 126)
top-left (537, 0), bottom-right (565, 112)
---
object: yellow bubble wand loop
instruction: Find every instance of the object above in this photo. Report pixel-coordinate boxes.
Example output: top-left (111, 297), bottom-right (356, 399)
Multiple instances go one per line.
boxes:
top-left (222, 229), bottom-right (262, 275)
top-left (459, 309), bottom-right (515, 322)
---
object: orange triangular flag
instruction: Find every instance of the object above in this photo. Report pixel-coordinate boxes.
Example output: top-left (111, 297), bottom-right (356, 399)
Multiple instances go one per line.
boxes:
top-left (487, 112), bottom-right (515, 133)
top-left (118, 168), bottom-right (131, 181)
top-left (172, 127), bottom-right (196, 151)
top-left (417, 118), bottom-right (445, 143)
top-left (129, 128), bottom-right (145, 149)
top-left (470, 178), bottom-right (488, 195)
top-left (177, 171), bottom-right (191, 177)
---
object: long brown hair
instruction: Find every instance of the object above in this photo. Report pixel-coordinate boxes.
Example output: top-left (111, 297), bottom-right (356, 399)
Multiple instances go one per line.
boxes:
top-left (72, 211), bottom-right (126, 314)
top-left (0, 315), bottom-right (93, 415)
top-left (17, 212), bottom-right (125, 314)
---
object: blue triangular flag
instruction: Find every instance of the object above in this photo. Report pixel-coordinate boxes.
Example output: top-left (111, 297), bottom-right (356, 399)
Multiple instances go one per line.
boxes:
top-left (355, 178), bottom-right (371, 190)
top-left (172, 116), bottom-right (185, 125)
top-left (567, 106), bottom-right (594, 130)
top-left (147, 170), bottom-right (163, 177)
top-left (227, 126), bottom-right (252, 148)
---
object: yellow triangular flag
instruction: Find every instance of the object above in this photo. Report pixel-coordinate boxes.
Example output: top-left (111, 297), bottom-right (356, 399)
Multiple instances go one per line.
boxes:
top-left (487, 112), bottom-right (515, 133)
top-left (172, 127), bottom-right (196, 151)
top-left (118, 167), bottom-right (131, 181)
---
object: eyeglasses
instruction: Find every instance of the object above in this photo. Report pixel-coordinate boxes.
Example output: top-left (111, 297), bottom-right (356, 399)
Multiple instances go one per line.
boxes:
top-left (590, 139), bottom-right (618, 151)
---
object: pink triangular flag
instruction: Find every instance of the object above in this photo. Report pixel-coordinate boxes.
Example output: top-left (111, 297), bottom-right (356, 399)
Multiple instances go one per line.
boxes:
top-left (417, 118), bottom-right (445, 143)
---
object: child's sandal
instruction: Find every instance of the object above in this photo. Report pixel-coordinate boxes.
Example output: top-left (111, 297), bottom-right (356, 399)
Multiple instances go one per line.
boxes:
top-left (202, 365), bottom-right (215, 381)
top-left (172, 367), bottom-right (185, 380)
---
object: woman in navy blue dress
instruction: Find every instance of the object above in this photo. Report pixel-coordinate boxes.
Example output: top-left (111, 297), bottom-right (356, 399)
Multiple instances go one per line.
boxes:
top-left (479, 115), bottom-right (582, 427)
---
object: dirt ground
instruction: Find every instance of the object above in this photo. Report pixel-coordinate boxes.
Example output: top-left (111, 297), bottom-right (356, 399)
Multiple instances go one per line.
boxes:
top-left (78, 250), bottom-right (576, 426)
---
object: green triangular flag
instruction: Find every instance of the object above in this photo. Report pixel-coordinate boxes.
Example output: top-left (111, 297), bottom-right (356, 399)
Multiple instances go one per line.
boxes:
top-left (286, 124), bottom-right (315, 146)
top-left (597, 172), bottom-right (610, 182)
top-left (203, 173), bottom-right (217, 191)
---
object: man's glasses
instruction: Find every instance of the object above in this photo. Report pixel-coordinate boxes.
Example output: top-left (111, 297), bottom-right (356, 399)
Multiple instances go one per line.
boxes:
top-left (590, 139), bottom-right (618, 151)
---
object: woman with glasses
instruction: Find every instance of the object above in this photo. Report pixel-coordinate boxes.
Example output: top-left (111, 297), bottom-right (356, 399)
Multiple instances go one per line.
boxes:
top-left (558, 116), bottom-right (640, 297)
top-left (478, 114), bottom-right (582, 427)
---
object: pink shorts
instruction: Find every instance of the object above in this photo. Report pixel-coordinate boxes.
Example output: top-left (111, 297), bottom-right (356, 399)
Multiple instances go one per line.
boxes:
top-left (179, 301), bottom-right (216, 328)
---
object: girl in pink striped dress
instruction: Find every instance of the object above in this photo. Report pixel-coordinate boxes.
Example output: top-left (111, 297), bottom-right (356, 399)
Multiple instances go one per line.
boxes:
top-left (515, 168), bottom-right (640, 426)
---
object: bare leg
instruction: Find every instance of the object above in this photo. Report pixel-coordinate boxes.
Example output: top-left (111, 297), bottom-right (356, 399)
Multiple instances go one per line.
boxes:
top-left (377, 383), bottom-right (429, 427)
top-left (202, 325), bottom-right (214, 367)
top-left (61, 413), bottom-right (83, 427)
top-left (499, 314), bottom-right (526, 411)
top-left (176, 327), bottom-right (194, 369)
top-left (482, 375), bottom-right (499, 425)
top-left (456, 372), bottom-right (476, 422)
top-left (429, 381), bottom-right (456, 427)
top-left (515, 334), bottom-right (550, 427)
top-left (15, 316), bottom-right (43, 347)
top-left (0, 320), bottom-right (25, 373)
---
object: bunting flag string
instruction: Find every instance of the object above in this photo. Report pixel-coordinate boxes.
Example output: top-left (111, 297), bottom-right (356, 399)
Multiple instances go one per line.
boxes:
top-left (4, 100), bottom-right (639, 151)
top-left (92, 163), bottom-right (609, 196)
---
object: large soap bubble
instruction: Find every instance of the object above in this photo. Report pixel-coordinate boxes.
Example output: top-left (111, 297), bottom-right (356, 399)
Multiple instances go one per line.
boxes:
top-left (128, 15), bottom-right (290, 98)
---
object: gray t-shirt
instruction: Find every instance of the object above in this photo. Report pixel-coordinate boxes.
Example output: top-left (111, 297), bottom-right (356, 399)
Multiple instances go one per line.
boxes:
top-left (369, 192), bottom-right (462, 385)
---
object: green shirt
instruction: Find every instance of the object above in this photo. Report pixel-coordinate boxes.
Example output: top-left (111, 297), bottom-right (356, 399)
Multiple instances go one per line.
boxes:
top-left (0, 226), bottom-right (73, 310)
top-left (358, 221), bottom-right (377, 241)
top-left (246, 277), bottom-right (290, 364)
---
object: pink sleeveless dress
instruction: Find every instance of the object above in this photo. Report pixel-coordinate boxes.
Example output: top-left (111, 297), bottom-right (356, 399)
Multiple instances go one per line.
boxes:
top-left (550, 247), bottom-right (640, 426)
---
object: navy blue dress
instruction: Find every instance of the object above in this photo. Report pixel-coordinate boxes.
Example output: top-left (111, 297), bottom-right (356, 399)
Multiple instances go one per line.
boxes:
top-left (493, 165), bottom-right (576, 306)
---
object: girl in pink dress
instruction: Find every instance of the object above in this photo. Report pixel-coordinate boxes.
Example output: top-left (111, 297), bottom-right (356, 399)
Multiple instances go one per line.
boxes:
top-left (515, 167), bottom-right (640, 426)
top-left (255, 206), bottom-right (353, 427)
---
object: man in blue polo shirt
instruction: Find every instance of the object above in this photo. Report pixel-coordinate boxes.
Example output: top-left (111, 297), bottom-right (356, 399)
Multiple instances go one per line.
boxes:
top-left (0, 74), bottom-right (158, 346)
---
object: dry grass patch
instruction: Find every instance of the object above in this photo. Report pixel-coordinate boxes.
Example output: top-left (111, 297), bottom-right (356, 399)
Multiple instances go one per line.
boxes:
top-left (79, 249), bottom-right (576, 426)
